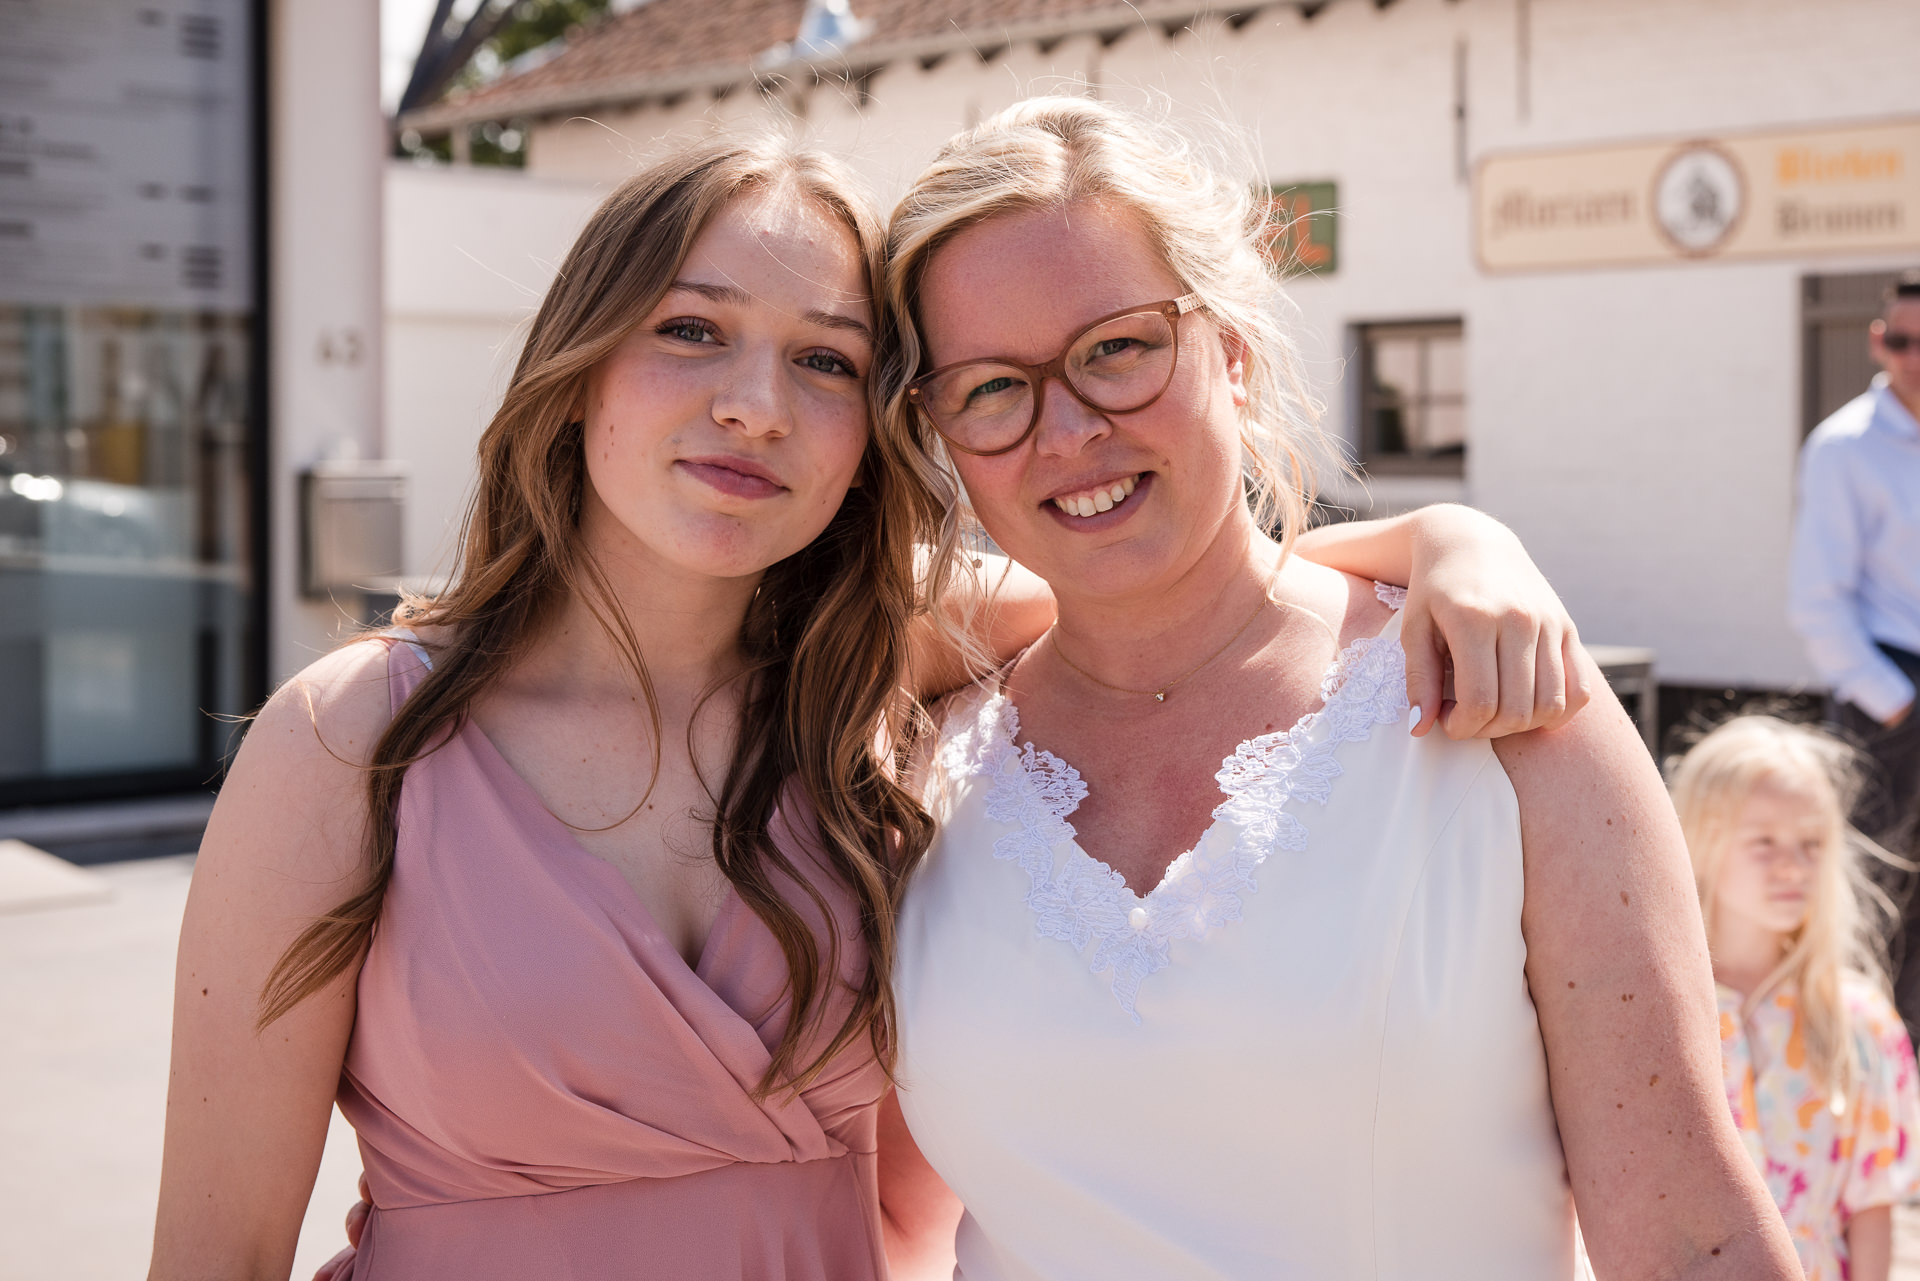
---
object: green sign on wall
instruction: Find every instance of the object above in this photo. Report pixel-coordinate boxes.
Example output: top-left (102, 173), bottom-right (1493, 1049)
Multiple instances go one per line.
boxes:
top-left (1260, 181), bottom-right (1338, 276)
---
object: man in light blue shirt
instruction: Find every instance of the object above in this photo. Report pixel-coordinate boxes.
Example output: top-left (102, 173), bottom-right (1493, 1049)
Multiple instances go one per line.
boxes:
top-left (1790, 268), bottom-right (1920, 1025)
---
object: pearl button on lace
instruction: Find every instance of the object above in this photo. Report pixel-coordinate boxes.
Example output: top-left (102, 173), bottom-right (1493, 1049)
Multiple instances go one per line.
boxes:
top-left (1128, 906), bottom-right (1150, 931)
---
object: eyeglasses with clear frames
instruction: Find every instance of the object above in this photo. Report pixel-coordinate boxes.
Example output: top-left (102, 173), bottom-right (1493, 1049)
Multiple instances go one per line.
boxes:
top-left (906, 294), bottom-right (1206, 456)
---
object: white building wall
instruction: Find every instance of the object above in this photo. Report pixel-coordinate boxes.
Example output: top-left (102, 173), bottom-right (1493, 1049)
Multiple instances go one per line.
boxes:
top-left (529, 95), bottom-right (720, 181)
top-left (269, 0), bottom-right (387, 680)
top-left (406, 0), bottom-right (1920, 691)
top-left (383, 163), bottom-right (603, 582)
top-left (1463, 0), bottom-right (1920, 687)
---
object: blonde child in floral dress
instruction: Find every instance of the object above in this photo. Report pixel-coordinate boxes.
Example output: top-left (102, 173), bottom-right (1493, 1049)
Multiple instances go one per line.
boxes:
top-left (1673, 716), bottom-right (1920, 1280)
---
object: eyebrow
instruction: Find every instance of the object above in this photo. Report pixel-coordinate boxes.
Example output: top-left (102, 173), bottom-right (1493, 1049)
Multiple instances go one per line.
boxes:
top-left (666, 279), bottom-right (873, 344)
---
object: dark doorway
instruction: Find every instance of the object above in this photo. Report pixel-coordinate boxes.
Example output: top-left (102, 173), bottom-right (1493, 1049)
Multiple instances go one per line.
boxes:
top-left (1802, 269), bottom-right (1905, 437)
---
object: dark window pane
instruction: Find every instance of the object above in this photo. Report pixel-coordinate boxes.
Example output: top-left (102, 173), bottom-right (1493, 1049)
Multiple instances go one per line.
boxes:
top-left (1357, 321), bottom-right (1466, 473)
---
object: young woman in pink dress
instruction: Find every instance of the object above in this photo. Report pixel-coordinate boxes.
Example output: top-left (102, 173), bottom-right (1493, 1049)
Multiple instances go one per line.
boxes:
top-left (150, 134), bottom-right (1586, 1281)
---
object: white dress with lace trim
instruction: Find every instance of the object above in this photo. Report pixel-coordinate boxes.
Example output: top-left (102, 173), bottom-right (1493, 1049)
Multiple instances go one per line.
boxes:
top-left (934, 602), bottom-right (1410, 1022)
top-left (894, 592), bottom-right (1576, 1280)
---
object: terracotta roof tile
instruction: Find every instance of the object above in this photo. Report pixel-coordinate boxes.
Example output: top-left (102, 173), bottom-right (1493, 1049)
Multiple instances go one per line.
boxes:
top-left (867, 0), bottom-right (1141, 46)
top-left (427, 0), bottom-right (811, 120)
top-left (408, 0), bottom-right (1197, 127)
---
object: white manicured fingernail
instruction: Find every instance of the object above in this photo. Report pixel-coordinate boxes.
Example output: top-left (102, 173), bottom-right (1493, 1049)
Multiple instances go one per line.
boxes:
top-left (1408, 705), bottom-right (1422, 732)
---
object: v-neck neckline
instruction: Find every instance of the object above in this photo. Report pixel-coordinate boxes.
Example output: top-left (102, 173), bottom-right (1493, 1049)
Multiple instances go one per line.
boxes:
top-left (992, 612), bottom-right (1400, 905)
top-left (939, 605), bottom-right (1411, 1022)
top-left (457, 712), bottom-right (743, 979)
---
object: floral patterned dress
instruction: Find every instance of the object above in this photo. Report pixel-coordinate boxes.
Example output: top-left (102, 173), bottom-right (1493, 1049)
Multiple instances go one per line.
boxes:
top-left (1718, 975), bottom-right (1920, 1279)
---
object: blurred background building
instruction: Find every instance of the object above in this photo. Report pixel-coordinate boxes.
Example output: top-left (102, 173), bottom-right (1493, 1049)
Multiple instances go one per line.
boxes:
top-left (2, 0), bottom-right (1918, 820)
top-left (2, 0), bottom-right (384, 823)
top-left (386, 0), bottom-right (1920, 750)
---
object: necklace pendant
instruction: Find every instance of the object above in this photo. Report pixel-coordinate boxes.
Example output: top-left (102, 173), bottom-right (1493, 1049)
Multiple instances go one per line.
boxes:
top-left (1154, 691), bottom-right (1166, 702)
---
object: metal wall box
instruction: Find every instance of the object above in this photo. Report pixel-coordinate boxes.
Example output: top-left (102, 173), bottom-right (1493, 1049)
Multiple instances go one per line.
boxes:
top-left (300, 461), bottom-right (405, 599)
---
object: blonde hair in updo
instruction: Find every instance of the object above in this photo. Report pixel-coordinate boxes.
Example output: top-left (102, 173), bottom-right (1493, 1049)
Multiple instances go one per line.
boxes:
top-left (874, 95), bottom-right (1341, 642)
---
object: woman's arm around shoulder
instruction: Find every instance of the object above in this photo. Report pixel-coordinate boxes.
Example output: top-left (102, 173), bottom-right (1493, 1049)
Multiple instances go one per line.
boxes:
top-left (877, 1089), bottom-right (963, 1281)
top-left (909, 506), bottom-right (1593, 742)
top-left (1296, 503), bottom-right (1591, 739)
top-left (1493, 678), bottom-right (1799, 1279)
top-left (908, 552), bottom-right (1054, 701)
top-left (149, 639), bottom-right (397, 1281)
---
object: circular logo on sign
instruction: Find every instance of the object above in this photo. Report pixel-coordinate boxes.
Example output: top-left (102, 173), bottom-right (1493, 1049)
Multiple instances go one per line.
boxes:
top-left (1652, 143), bottom-right (1746, 255)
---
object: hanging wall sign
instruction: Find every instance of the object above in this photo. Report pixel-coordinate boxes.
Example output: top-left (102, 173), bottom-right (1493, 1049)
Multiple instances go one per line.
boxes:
top-left (1475, 118), bottom-right (1920, 272)
top-left (1260, 181), bottom-right (1338, 277)
top-left (0, 0), bottom-right (254, 310)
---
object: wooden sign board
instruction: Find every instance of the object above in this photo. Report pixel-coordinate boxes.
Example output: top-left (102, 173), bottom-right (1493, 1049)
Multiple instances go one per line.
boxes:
top-left (1476, 118), bottom-right (1920, 272)
top-left (1261, 181), bottom-right (1338, 276)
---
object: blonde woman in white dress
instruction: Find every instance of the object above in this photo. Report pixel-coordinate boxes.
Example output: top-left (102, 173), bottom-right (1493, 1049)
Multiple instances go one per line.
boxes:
top-left (874, 98), bottom-right (1802, 1281)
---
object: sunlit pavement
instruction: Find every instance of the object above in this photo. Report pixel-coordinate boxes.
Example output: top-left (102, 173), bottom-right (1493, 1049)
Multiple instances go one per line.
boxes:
top-left (0, 853), bottom-right (361, 1280)
top-left (5, 849), bottom-right (1920, 1279)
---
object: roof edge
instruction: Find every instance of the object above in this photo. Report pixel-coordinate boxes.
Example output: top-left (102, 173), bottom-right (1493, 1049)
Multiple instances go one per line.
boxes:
top-left (400, 0), bottom-right (1297, 132)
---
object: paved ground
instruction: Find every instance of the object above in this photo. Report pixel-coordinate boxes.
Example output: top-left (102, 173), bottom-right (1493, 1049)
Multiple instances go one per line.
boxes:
top-left (0, 852), bottom-right (361, 1280)
top-left (7, 844), bottom-right (1920, 1278)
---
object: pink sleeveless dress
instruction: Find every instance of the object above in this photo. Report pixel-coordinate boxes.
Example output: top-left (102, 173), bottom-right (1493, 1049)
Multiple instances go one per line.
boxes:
top-left (337, 638), bottom-right (889, 1279)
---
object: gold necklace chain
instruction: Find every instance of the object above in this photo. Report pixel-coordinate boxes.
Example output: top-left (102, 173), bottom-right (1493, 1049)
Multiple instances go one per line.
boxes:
top-left (1046, 582), bottom-right (1276, 704)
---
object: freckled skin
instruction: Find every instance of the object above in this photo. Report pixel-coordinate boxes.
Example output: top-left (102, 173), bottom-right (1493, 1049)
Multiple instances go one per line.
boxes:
top-left (577, 188), bottom-right (873, 585)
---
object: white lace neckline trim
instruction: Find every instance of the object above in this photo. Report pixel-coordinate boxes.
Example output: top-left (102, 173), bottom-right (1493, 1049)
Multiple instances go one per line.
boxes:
top-left (935, 585), bottom-right (1410, 1023)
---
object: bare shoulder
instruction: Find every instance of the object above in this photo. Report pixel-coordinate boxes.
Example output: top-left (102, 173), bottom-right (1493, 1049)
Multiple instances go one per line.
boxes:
top-left (1274, 555), bottom-right (1393, 649)
top-left (243, 638), bottom-right (400, 778)
top-left (205, 638), bottom-right (402, 890)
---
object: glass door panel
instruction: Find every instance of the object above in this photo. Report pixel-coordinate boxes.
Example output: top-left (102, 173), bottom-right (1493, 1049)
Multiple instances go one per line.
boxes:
top-left (0, 0), bottom-right (259, 803)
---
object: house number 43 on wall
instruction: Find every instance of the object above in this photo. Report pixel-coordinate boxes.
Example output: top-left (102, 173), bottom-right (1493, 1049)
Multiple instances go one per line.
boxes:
top-left (317, 328), bottom-right (367, 366)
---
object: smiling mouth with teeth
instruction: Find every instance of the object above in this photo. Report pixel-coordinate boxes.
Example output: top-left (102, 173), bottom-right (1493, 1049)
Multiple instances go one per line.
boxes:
top-left (1051, 474), bottom-right (1140, 518)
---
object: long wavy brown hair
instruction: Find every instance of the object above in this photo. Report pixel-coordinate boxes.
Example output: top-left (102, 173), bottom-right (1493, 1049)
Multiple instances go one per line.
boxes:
top-left (259, 135), bottom-right (939, 1094)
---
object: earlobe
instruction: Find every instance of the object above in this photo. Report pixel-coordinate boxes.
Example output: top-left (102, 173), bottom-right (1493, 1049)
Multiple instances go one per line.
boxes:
top-left (1221, 331), bottom-right (1251, 409)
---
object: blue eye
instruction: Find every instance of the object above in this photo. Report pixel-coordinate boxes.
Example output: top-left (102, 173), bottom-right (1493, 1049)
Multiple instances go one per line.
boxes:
top-left (801, 350), bottom-right (860, 378)
top-left (967, 376), bottom-right (1018, 403)
top-left (659, 318), bottom-right (716, 343)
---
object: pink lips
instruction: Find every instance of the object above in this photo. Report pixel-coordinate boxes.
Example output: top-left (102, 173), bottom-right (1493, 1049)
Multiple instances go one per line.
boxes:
top-left (1041, 470), bottom-right (1152, 530)
top-left (678, 455), bottom-right (787, 500)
